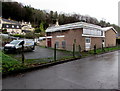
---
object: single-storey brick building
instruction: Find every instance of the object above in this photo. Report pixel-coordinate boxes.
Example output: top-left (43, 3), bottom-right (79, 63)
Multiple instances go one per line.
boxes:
top-left (45, 22), bottom-right (117, 51)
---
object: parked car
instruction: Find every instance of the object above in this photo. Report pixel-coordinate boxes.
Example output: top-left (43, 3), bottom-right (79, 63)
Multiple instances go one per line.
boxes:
top-left (4, 40), bottom-right (35, 52)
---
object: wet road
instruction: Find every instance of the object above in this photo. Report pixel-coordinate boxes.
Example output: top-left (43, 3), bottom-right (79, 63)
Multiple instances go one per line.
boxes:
top-left (2, 51), bottom-right (119, 89)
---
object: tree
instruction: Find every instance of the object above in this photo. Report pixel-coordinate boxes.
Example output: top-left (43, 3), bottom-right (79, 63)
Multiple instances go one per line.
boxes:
top-left (39, 22), bottom-right (45, 32)
top-left (2, 2), bottom-right (120, 36)
top-left (35, 28), bottom-right (41, 33)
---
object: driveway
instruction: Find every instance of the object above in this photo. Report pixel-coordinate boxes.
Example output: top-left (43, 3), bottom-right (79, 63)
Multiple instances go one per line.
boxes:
top-left (14, 46), bottom-right (73, 60)
top-left (2, 51), bottom-right (119, 89)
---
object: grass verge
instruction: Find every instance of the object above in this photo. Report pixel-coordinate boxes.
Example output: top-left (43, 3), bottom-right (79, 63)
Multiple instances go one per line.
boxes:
top-left (1, 51), bottom-right (27, 74)
top-left (2, 45), bottom-right (120, 75)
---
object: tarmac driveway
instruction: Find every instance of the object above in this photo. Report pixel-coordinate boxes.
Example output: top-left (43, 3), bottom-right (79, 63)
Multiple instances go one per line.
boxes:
top-left (14, 46), bottom-right (73, 59)
top-left (2, 51), bottom-right (119, 89)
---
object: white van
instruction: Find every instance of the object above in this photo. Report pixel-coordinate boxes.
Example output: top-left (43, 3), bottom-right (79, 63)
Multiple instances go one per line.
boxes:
top-left (4, 40), bottom-right (35, 52)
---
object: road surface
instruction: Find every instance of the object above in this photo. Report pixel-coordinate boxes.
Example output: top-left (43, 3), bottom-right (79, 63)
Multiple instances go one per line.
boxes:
top-left (2, 51), bottom-right (119, 89)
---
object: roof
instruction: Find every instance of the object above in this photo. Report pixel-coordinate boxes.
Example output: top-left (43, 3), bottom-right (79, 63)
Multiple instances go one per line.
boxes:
top-left (101, 27), bottom-right (117, 34)
top-left (46, 22), bottom-right (102, 33)
top-left (2, 18), bottom-right (20, 24)
top-left (46, 22), bottom-right (118, 34)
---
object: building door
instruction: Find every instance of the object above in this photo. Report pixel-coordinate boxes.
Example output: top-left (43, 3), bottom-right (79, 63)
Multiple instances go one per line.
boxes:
top-left (102, 39), bottom-right (105, 47)
top-left (47, 38), bottom-right (51, 47)
top-left (85, 38), bottom-right (91, 50)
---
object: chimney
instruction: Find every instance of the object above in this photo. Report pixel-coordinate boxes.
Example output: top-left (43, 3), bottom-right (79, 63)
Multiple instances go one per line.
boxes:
top-left (55, 19), bottom-right (59, 26)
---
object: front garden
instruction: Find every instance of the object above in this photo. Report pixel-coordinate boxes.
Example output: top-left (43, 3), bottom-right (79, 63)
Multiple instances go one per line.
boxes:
top-left (1, 45), bottom-right (120, 75)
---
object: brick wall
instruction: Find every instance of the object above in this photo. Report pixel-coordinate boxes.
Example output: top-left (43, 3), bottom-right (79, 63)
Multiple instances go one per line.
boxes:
top-left (105, 29), bottom-right (116, 47)
top-left (38, 40), bottom-right (46, 47)
top-left (91, 37), bottom-right (103, 49)
top-left (65, 29), bottom-right (85, 51)
top-left (50, 28), bottom-right (85, 51)
top-left (46, 28), bottom-right (116, 51)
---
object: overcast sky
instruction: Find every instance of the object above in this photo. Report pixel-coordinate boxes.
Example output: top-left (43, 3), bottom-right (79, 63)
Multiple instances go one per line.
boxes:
top-left (15, 0), bottom-right (119, 25)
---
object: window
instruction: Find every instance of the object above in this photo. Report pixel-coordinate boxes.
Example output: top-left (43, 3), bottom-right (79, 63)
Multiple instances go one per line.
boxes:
top-left (6, 25), bottom-right (9, 28)
top-left (55, 41), bottom-right (59, 48)
top-left (83, 28), bottom-right (92, 35)
top-left (101, 31), bottom-right (103, 36)
top-left (83, 28), bottom-right (104, 36)
top-left (83, 28), bottom-right (88, 34)
top-left (91, 29), bottom-right (94, 35)
top-left (17, 26), bottom-right (19, 28)
top-left (86, 38), bottom-right (91, 43)
top-left (12, 25), bottom-right (14, 28)
top-left (62, 41), bottom-right (66, 48)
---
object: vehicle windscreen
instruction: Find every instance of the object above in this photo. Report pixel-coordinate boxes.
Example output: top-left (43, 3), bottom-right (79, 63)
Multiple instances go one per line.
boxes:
top-left (10, 40), bottom-right (20, 46)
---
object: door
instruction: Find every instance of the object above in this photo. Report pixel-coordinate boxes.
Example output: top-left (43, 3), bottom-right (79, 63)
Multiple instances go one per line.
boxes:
top-left (47, 38), bottom-right (51, 47)
top-left (85, 38), bottom-right (91, 50)
top-left (102, 39), bottom-right (105, 47)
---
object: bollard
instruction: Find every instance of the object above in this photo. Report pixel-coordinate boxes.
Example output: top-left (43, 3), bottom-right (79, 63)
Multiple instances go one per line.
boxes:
top-left (54, 43), bottom-right (57, 61)
top-left (73, 43), bottom-right (75, 57)
top-left (94, 44), bottom-right (96, 54)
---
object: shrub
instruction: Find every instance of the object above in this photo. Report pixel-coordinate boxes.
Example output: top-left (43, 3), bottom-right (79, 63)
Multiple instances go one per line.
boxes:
top-left (24, 32), bottom-right (35, 39)
top-left (12, 34), bottom-right (24, 38)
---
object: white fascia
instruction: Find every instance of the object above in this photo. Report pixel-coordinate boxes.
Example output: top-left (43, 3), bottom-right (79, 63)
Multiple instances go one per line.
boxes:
top-left (56, 35), bottom-right (65, 38)
top-left (82, 34), bottom-right (105, 38)
top-left (46, 36), bottom-right (53, 38)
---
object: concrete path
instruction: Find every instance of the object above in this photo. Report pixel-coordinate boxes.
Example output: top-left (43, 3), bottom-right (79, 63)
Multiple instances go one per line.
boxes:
top-left (2, 51), bottom-right (119, 89)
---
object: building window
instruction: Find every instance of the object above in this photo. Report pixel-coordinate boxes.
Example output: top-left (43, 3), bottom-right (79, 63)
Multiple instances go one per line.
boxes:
top-left (83, 28), bottom-right (103, 36)
top-left (55, 41), bottom-right (59, 48)
top-left (12, 25), bottom-right (14, 28)
top-left (101, 31), bottom-right (103, 36)
top-left (6, 25), bottom-right (9, 28)
top-left (17, 26), bottom-right (19, 28)
top-left (62, 41), bottom-right (66, 48)
top-left (86, 38), bottom-right (91, 43)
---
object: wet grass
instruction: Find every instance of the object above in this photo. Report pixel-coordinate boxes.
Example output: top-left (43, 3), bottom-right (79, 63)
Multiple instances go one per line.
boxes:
top-left (89, 46), bottom-right (120, 54)
top-left (1, 51), bottom-right (27, 74)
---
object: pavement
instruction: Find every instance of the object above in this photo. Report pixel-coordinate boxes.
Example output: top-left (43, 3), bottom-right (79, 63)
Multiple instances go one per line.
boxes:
top-left (2, 50), bottom-right (119, 89)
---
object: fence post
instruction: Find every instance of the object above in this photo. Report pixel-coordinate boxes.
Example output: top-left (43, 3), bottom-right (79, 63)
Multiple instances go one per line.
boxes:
top-left (54, 43), bottom-right (57, 61)
top-left (73, 43), bottom-right (75, 58)
top-left (94, 44), bottom-right (96, 54)
top-left (108, 44), bottom-right (109, 52)
top-left (79, 45), bottom-right (82, 57)
top-left (22, 43), bottom-right (24, 64)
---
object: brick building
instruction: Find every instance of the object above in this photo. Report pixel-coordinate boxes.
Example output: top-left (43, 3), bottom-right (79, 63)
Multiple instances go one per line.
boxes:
top-left (45, 22), bottom-right (117, 51)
